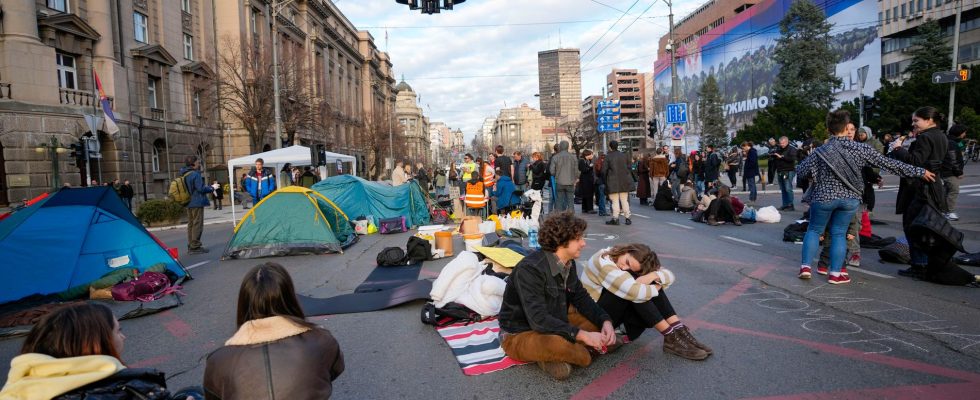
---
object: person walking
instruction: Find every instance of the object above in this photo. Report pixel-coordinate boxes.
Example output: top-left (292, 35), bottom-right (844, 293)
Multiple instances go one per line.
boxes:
top-left (595, 153), bottom-right (608, 216)
top-left (181, 155), bottom-right (213, 254)
top-left (579, 150), bottom-right (596, 214)
top-left (513, 151), bottom-right (528, 191)
top-left (119, 180), bottom-right (134, 210)
top-left (741, 141), bottom-right (760, 204)
top-left (649, 149), bottom-right (669, 201)
top-left (635, 154), bottom-right (650, 206)
top-left (211, 180), bottom-right (224, 210)
top-left (797, 110), bottom-right (933, 284)
top-left (245, 158), bottom-right (276, 203)
top-left (772, 136), bottom-right (798, 211)
top-left (942, 124), bottom-right (967, 221)
top-left (549, 141), bottom-right (578, 212)
top-left (725, 148), bottom-right (740, 187)
top-left (601, 140), bottom-right (633, 226)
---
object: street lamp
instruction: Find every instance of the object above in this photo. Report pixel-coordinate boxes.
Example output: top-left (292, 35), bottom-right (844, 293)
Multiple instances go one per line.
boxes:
top-left (396, 0), bottom-right (466, 14)
top-left (35, 137), bottom-right (68, 189)
top-left (270, 0), bottom-right (298, 149)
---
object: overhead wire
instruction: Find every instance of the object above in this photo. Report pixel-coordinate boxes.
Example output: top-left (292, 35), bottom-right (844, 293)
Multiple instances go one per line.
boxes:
top-left (583, 0), bottom-right (658, 67)
top-left (580, 0), bottom-right (641, 60)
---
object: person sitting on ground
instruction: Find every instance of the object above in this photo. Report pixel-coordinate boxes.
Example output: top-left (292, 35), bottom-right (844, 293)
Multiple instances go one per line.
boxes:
top-left (705, 186), bottom-right (741, 226)
top-left (582, 244), bottom-right (711, 360)
top-left (676, 181), bottom-right (699, 213)
top-left (205, 263), bottom-right (344, 399)
top-left (652, 179), bottom-right (677, 211)
top-left (697, 188), bottom-right (716, 212)
top-left (0, 303), bottom-right (201, 400)
top-left (499, 212), bottom-right (620, 380)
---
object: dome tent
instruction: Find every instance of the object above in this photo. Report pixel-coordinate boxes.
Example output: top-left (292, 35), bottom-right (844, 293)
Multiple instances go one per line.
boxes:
top-left (223, 186), bottom-right (357, 259)
top-left (311, 175), bottom-right (430, 228)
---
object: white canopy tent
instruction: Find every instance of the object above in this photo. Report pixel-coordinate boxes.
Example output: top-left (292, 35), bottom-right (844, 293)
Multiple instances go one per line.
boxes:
top-left (226, 145), bottom-right (356, 223)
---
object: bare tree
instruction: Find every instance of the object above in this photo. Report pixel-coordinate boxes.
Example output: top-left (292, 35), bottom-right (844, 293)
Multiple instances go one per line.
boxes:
top-left (360, 110), bottom-right (404, 180)
top-left (278, 43), bottom-right (321, 147)
top-left (563, 120), bottom-right (598, 156)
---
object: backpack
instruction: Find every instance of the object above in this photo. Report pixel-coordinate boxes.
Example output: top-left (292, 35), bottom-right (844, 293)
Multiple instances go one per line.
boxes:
top-left (405, 236), bottom-right (432, 264)
top-left (421, 302), bottom-right (481, 327)
top-left (376, 247), bottom-right (407, 266)
top-left (783, 221), bottom-right (808, 243)
top-left (878, 242), bottom-right (911, 264)
top-left (168, 171), bottom-right (194, 206)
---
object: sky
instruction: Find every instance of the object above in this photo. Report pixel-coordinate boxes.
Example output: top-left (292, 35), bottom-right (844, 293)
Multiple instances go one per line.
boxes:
top-left (335, 0), bottom-right (704, 142)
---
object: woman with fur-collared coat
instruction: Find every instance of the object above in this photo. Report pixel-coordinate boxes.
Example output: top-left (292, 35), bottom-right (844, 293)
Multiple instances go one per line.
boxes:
top-left (204, 263), bottom-right (344, 399)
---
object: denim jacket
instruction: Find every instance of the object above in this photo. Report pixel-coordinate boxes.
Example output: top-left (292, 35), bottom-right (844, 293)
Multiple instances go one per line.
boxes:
top-left (499, 250), bottom-right (611, 342)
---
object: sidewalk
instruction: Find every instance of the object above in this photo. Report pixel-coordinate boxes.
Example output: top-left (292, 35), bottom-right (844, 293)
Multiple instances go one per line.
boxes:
top-left (145, 205), bottom-right (242, 232)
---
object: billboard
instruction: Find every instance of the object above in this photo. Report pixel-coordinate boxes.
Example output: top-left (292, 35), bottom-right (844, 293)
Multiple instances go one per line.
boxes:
top-left (653, 0), bottom-right (881, 136)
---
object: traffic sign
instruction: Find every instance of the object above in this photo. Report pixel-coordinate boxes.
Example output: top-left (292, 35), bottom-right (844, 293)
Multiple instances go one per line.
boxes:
top-left (596, 107), bottom-right (621, 116)
top-left (665, 103), bottom-right (688, 124)
top-left (932, 69), bottom-right (971, 84)
top-left (597, 115), bottom-right (621, 123)
top-left (669, 125), bottom-right (685, 140)
top-left (597, 100), bottom-right (621, 108)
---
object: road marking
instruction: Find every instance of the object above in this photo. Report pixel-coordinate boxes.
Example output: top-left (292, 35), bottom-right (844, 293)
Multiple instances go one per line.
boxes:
top-left (957, 187), bottom-right (980, 194)
top-left (721, 235), bottom-right (762, 247)
top-left (667, 222), bottom-right (694, 230)
top-left (630, 213), bottom-right (650, 219)
top-left (847, 266), bottom-right (895, 279)
top-left (186, 261), bottom-right (210, 270)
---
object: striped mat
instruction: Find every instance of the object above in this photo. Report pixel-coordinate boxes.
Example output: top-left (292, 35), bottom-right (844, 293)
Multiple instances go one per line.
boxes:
top-left (435, 317), bottom-right (529, 376)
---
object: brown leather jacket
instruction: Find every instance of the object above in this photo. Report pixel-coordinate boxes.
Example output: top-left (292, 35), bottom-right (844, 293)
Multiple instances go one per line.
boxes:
top-left (204, 316), bottom-right (344, 400)
top-left (649, 155), bottom-right (670, 178)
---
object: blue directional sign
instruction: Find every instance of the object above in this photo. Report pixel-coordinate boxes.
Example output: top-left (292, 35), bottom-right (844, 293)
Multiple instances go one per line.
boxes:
top-left (665, 103), bottom-right (688, 124)
top-left (597, 115), bottom-right (621, 124)
top-left (598, 123), bottom-right (622, 133)
top-left (596, 107), bottom-right (621, 116)
top-left (597, 100), bottom-right (621, 108)
top-left (596, 99), bottom-right (623, 133)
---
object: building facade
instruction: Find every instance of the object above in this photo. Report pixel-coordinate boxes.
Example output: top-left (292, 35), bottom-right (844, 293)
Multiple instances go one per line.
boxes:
top-left (537, 48), bottom-right (582, 121)
top-left (492, 103), bottom-right (560, 154)
top-left (656, 0), bottom-right (760, 58)
top-left (607, 69), bottom-right (648, 151)
top-left (580, 95), bottom-right (601, 142)
top-left (394, 80), bottom-right (430, 165)
top-left (879, 0), bottom-right (980, 82)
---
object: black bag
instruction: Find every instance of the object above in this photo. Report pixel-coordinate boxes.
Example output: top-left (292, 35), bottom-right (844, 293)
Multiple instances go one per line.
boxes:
top-left (405, 236), bottom-right (432, 264)
top-left (377, 247), bottom-right (407, 266)
top-left (421, 302), bottom-right (481, 327)
top-left (860, 234), bottom-right (896, 249)
top-left (910, 203), bottom-right (965, 253)
top-left (879, 242), bottom-right (911, 264)
top-left (783, 222), bottom-right (809, 243)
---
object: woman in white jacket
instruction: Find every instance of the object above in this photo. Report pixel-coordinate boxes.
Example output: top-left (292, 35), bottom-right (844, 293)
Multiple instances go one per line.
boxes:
top-left (583, 244), bottom-right (712, 360)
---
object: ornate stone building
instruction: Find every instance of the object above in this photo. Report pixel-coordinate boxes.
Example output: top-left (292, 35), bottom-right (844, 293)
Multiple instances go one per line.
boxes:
top-left (394, 79), bottom-right (430, 165)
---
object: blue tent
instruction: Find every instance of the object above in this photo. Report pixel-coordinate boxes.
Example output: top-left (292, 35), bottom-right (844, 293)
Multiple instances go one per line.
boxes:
top-left (311, 175), bottom-right (430, 228)
top-left (0, 187), bottom-right (187, 304)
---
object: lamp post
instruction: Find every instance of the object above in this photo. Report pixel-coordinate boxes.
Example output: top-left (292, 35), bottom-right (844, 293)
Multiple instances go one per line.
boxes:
top-left (270, 0), bottom-right (298, 149)
top-left (35, 137), bottom-right (68, 189)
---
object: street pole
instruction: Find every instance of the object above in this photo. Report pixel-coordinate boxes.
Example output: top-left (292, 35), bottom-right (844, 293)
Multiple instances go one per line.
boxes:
top-left (602, 86), bottom-right (608, 152)
top-left (84, 136), bottom-right (92, 186)
top-left (665, 0), bottom-right (684, 153)
top-left (948, 0), bottom-right (962, 130)
top-left (271, 1), bottom-right (285, 149)
top-left (138, 117), bottom-right (148, 201)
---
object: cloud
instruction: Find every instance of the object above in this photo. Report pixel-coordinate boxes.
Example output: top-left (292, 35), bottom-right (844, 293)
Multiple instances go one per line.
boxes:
top-left (336, 0), bottom-right (706, 143)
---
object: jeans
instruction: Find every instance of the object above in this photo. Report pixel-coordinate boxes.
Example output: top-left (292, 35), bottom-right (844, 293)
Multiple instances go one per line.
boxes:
top-left (801, 198), bottom-right (860, 273)
top-left (556, 184), bottom-right (575, 212)
top-left (596, 184), bottom-right (607, 214)
top-left (548, 178), bottom-right (557, 212)
top-left (746, 175), bottom-right (757, 202)
top-left (777, 171), bottom-right (796, 207)
top-left (695, 179), bottom-right (705, 196)
top-left (597, 289), bottom-right (676, 341)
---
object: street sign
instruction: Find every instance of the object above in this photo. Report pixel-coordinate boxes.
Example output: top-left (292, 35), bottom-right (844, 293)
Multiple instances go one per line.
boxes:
top-left (596, 107), bottom-right (621, 116)
top-left (598, 123), bottom-right (622, 133)
top-left (669, 125), bottom-right (685, 140)
top-left (665, 103), bottom-right (688, 124)
top-left (597, 115), bottom-right (621, 124)
top-left (932, 69), bottom-right (971, 84)
top-left (596, 99), bottom-right (622, 133)
top-left (597, 100), bottom-right (621, 108)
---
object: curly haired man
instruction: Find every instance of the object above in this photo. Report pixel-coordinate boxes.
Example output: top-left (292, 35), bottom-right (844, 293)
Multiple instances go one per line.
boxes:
top-left (498, 212), bottom-right (620, 380)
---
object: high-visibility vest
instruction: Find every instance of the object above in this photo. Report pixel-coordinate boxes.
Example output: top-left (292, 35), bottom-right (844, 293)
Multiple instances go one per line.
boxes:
top-left (482, 166), bottom-right (495, 188)
top-left (464, 181), bottom-right (487, 209)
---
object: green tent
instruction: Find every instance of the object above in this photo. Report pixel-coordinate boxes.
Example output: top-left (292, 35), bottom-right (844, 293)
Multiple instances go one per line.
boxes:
top-left (311, 175), bottom-right (430, 228)
top-left (223, 186), bottom-right (357, 259)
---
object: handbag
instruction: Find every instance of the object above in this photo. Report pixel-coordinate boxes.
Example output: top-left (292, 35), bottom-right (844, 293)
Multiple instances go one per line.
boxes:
top-left (379, 216), bottom-right (407, 234)
top-left (111, 271), bottom-right (172, 302)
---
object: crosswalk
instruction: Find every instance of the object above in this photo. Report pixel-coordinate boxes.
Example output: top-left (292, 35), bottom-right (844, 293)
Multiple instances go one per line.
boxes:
top-left (875, 183), bottom-right (980, 197)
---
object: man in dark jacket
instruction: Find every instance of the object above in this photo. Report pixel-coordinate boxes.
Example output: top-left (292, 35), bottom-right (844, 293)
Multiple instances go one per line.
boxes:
top-left (298, 166), bottom-right (320, 188)
top-left (499, 212), bottom-right (617, 380)
top-left (771, 136), bottom-right (798, 211)
top-left (601, 140), bottom-right (633, 225)
top-left (942, 124), bottom-right (967, 220)
top-left (119, 180), bottom-right (135, 210)
top-left (704, 145), bottom-right (722, 188)
top-left (495, 145), bottom-right (512, 179)
top-left (513, 151), bottom-right (528, 191)
top-left (549, 141), bottom-right (578, 212)
top-left (245, 158), bottom-right (276, 203)
top-left (181, 156), bottom-right (213, 254)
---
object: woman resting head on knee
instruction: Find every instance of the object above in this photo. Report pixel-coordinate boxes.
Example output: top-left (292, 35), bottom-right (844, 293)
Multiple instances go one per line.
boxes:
top-left (204, 262), bottom-right (345, 400)
top-left (0, 302), bottom-right (198, 399)
top-left (583, 244), bottom-right (713, 360)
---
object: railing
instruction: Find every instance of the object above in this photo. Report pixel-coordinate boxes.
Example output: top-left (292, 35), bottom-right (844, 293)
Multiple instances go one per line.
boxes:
top-left (59, 88), bottom-right (97, 107)
top-left (149, 108), bottom-right (165, 121)
top-left (0, 83), bottom-right (10, 99)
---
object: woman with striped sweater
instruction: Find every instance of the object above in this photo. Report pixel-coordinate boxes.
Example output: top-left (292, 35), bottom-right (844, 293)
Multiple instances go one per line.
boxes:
top-left (583, 244), bottom-right (711, 360)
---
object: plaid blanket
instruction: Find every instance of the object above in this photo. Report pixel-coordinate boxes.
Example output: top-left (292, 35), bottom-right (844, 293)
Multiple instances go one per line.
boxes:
top-left (435, 317), bottom-right (529, 376)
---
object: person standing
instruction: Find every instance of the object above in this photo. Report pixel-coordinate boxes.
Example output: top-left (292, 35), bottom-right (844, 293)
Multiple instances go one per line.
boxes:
top-left (602, 140), bottom-right (633, 226)
top-left (434, 168), bottom-right (448, 197)
top-left (298, 166), bottom-right (320, 188)
top-left (245, 158), bottom-right (276, 203)
top-left (513, 151), bottom-right (528, 191)
top-left (595, 153), bottom-right (608, 216)
top-left (772, 136), bottom-right (798, 211)
top-left (448, 163), bottom-right (459, 193)
top-left (856, 128), bottom-right (883, 216)
top-left (942, 124), bottom-right (967, 221)
top-left (212, 180), bottom-right (224, 210)
top-left (495, 145), bottom-right (512, 179)
top-left (765, 137), bottom-right (777, 191)
top-left (181, 156), bottom-right (213, 254)
top-left (578, 150), bottom-right (596, 214)
top-left (649, 149), bottom-right (669, 201)
top-left (635, 154), bottom-right (650, 206)
top-left (704, 145), bottom-right (722, 189)
top-left (669, 148), bottom-right (689, 200)
top-left (549, 141), bottom-right (578, 212)
top-left (691, 152), bottom-right (706, 195)
top-left (391, 160), bottom-right (407, 186)
top-left (741, 142), bottom-right (760, 204)
top-left (530, 152), bottom-right (548, 191)
top-left (725, 148), bottom-right (741, 187)
top-left (461, 154), bottom-right (476, 193)
top-left (415, 162), bottom-right (430, 194)
top-left (119, 180), bottom-right (134, 210)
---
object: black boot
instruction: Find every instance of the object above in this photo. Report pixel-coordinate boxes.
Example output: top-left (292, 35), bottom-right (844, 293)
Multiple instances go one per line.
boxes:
top-left (898, 264), bottom-right (926, 278)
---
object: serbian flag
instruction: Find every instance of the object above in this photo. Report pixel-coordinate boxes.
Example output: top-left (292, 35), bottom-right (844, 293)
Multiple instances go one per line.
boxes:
top-left (93, 69), bottom-right (120, 135)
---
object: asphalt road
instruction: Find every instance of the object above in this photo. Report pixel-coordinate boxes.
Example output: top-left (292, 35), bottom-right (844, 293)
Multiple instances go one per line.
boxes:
top-left (3, 164), bottom-right (980, 399)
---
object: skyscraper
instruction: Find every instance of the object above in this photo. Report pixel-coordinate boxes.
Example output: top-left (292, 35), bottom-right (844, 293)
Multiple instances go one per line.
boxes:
top-left (537, 49), bottom-right (582, 121)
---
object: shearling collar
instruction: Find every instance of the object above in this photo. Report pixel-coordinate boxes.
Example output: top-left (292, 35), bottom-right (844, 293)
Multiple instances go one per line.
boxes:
top-left (225, 316), bottom-right (311, 346)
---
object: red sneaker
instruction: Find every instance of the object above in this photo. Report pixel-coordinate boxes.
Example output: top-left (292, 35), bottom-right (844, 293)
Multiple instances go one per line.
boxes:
top-left (841, 266), bottom-right (849, 277)
top-left (828, 274), bottom-right (851, 285)
top-left (798, 266), bottom-right (812, 279)
top-left (816, 265), bottom-right (829, 275)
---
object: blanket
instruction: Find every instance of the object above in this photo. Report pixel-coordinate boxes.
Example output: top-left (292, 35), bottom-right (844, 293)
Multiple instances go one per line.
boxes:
top-left (435, 317), bottom-right (528, 376)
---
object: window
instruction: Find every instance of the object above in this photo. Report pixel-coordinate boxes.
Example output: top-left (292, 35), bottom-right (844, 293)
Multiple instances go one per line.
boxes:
top-left (56, 53), bottom-right (77, 90)
top-left (917, 0), bottom-right (922, 12)
top-left (885, 9), bottom-right (891, 23)
top-left (134, 12), bottom-right (148, 43)
top-left (181, 0), bottom-right (191, 13)
top-left (147, 77), bottom-right (159, 109)
top-left (151, 144), bottom-right (161, 172)
top-left (893, 6), bottom-right (898, 21)
top-left (251, 8), bottom-right (259, 35)
top-left (960, 42), bottom-right (980, 62)
top-left (901, 4), bottom-right (906, 18)
top-left (47, 0), bottom-right (69, 12)
top-left (183, 34), bottom-right (194, 60)
top-left (879, 12), bottom-right (883, 25)
top-left (927, 0), bottom-right (933, 9)
top-left (193, 91), bottom-right (201, 117)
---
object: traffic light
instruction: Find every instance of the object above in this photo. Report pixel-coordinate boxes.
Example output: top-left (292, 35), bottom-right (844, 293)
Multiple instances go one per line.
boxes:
top-left (68, 140), bottom-right (84, 166)
top-left (862, 96), bottom-right (878, 123)
top-left (647, 119), bottom-right (658, 138)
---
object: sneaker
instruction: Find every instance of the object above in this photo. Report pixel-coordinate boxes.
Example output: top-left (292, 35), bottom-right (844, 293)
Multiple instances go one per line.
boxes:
top-left (188, 247), bottom-right (209, 254)
top-left (733, 219), bottom-right (742, 226)
top-left (624, 218), bottom-right (632, 225)
top-left (947, 212), bottom-right (959, 221)
top-left (816, 265), bottom-right (829, 275)
top-left (798, 266), bottom-right (812, 279)
top-left (537, 361), bottom-right (572, 380)
top-left (605, 218), bottom-right (620, 226)
top-left (828, 274), bottom-right (851, 284)
top-left (841, 266), bottom-right (849, 277)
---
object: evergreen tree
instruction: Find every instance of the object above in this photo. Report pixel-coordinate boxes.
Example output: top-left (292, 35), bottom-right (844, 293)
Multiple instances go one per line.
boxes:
top-left (905, 19), bottom-right (952, 77)
top-left (772, 0), bottom-right (841, 109)
top-left (698, 75), bottom-right (728, 148)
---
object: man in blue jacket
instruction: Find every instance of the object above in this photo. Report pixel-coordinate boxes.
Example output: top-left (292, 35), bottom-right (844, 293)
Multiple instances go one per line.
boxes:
top-left (181, 156), bottom-right (213, 254)
top-left (245, 158), bottom-right (276, 203)
top-left (491, 174), bottom-right (520, 212)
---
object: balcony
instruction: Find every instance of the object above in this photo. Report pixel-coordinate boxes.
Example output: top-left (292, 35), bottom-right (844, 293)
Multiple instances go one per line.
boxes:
top-left (0, 82), bottom-right (10, 99)
top-left (149, 108), bottom-right (165, 121)
top-left (58, 88), bottom-right (96, 107)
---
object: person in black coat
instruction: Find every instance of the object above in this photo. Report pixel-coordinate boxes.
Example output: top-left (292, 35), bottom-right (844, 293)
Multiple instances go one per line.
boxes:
top-left (119, 180), bottom-right (135, 210)
top-left (578, 150), bottom-right (596, 214)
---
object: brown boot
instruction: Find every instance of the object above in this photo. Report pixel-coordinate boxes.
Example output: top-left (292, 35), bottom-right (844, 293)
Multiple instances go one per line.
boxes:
top-left (677, 326), bottom-right (713, 355)
top-left (663, 330), bottom-right (709, 360)
top-left (537, 361), bottom-right (572, 380)
top-left (707, 216), bottom-right (720, 226)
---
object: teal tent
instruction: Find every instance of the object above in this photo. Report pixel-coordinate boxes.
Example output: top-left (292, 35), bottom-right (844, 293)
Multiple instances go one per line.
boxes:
top-left (311, 175), bottom-right (430, 228)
